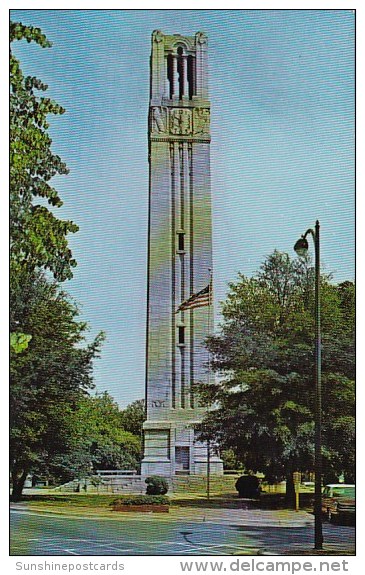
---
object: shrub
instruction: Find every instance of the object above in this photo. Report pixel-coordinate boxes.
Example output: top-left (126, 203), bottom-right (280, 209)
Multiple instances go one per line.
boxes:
top-left (110, 495), bottom-right (170, 506)
top-left (235, 475), bottom-right (261, 499)
top-left (145, 475), bottom-right (169, 495)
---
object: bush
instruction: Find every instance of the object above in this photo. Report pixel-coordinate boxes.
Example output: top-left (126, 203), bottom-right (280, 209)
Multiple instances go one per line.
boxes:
top-left (145, 475), bottom-right (169, 495)
top-left (110, 495), bottom-right (170, 506)
top-left (235, 475), bottom-right (261, 499)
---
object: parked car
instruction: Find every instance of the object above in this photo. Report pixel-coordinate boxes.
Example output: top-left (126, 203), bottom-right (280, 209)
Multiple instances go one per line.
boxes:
top-left (321, 484), bottom-right (355, 524)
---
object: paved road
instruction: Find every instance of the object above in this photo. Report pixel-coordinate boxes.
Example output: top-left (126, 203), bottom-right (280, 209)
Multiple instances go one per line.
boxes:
top-left (10, 507), bottom-right (355, 556)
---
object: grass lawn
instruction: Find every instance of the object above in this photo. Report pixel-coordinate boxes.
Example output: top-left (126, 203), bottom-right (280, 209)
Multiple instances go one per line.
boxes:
top-left (12, 493), bottom-right (124, 511)
top-left (11, 490), bottom-right (314, 515)
top-left (12, 492), bottom-right (238, 510)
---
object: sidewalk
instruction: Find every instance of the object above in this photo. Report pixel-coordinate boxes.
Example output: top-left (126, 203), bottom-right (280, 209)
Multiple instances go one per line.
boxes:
top-left (170, 505), bottom-right (313, 528)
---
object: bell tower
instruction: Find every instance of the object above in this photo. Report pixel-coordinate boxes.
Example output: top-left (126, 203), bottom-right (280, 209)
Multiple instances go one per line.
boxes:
top-left (141, 31), bottom-right (223, 477)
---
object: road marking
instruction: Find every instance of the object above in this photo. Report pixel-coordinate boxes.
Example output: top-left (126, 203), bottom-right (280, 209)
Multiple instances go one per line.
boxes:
top-left (24, 534), bottom-right (258, 555)
top-left (27, 537), bottom-right (247, 556)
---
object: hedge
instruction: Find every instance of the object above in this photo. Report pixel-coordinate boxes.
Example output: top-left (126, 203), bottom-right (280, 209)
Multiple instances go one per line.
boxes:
top-left (110, 495), bottom-right (170, 506)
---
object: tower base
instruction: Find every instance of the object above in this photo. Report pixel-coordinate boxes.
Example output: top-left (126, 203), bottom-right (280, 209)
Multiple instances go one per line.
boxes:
top-left (141, 420), bottom-right (223, 477)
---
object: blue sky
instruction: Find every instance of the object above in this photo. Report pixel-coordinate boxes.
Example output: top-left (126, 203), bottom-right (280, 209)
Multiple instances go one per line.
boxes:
top-left (10, 9), bottom-right (355, 407)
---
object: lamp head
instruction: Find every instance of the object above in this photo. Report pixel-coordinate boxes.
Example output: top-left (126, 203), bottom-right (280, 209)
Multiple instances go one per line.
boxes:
top-left (294, 236), bottom-right (309, 257)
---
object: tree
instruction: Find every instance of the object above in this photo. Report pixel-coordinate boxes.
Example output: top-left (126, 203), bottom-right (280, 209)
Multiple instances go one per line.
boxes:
top-left (10, 21), bottom-right (78, 283)
top-left (120, 399), bottom-right (145, 437)
top-left (49, 393), bottom-right (142, 484)
top-left (9, 22), bottom-right (105, 499)
top-left (197, 251), bottom-right (355, 500)
top-left (10, 21), bottom-right (79, 362)
top-left (10, 270), bottom-right (105, 499)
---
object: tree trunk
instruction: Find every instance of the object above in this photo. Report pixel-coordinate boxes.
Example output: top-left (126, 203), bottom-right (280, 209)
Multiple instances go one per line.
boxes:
top-left (285, 470), bottom-right (296, 508)
top-left (11, 469), bottom-right (28, 501)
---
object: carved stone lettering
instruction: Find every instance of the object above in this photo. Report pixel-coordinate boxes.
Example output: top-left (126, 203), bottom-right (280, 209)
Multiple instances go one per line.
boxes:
top-left (151, 399), bottom-right (167, 408)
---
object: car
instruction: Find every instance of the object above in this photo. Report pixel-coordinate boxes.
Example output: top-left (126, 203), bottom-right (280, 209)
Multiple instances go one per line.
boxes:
top-left (321, 484), bottom-right (355, 524)
top-left (301, 481), bottom-right (315, 490)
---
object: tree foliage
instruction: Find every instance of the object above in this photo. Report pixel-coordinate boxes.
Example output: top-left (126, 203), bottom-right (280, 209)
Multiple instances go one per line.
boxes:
top-left (197, 251), bottom-right (355, 492)
top-left (50, 393), bottom-right (142, 484)
top-left (10, 21), bottom-right (78, 282)
top-left (120, 399), bottom-right (145, 437)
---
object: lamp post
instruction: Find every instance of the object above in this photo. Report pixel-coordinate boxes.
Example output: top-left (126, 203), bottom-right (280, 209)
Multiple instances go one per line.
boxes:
top-left (294, 220), bottom-right (323, 551)
top-left (207, 438), bottom-right (211, 501)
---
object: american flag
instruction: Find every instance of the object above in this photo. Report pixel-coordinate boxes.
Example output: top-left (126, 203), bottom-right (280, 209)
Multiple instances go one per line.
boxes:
top-left (175, 282), bottom-right (211, 313)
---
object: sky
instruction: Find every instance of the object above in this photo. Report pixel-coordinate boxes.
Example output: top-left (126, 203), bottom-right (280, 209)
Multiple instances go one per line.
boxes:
top-left (9, 8), bottom-right (355, 407)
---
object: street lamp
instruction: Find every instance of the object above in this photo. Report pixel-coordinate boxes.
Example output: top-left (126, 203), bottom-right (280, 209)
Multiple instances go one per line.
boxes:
top-left (294, 220), bottom-right (323, 551)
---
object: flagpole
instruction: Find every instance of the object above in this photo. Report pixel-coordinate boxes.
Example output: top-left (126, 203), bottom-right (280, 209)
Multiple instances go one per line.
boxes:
top-left (174, 277), bottom-right (213, 494)
top-left (207, 268), bottom-right (212, 382)
top-left (206, 268), bottom-right (213, 501)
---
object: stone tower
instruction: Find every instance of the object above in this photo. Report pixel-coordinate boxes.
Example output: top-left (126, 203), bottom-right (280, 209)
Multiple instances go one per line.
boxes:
top-left (141, 30), bottom-right (223, 477)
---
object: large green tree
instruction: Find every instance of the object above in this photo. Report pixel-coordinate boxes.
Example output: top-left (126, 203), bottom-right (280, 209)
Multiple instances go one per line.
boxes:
top-left (10, 271), bottom-right (104, 498)
top-left (197, 251), bottom-right (355, 498)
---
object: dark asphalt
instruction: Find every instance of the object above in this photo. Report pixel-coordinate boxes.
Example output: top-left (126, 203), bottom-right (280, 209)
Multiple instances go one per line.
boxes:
top-left (10, 508), bottom-right (355, 556)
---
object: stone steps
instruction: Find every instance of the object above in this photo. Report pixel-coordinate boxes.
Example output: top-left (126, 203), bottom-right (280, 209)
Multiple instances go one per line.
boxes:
top-left (171, 474), bottom-right (239, 493)
top-left (55, 476), bottom-right (144, 494)
top-left (55, 474), bottom-right (240, 494)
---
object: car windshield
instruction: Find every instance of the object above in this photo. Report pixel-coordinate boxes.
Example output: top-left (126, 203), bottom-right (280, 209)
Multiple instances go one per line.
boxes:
top-left (332, 487), bottom-right (355, 497)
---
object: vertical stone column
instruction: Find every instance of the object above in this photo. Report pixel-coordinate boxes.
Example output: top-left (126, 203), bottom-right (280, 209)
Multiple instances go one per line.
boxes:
top-left (171, 141), bottom-right (180, 408)
top-left (182, 56), bottom-right (189, 98)
top-left (151, 30), bottom-right (165, 102)
top-left (173, 56), bottom-right (179, 99)
top-left (146, 140), bottom-right (172, 415)
top-left (195, 32), bottom-right (208, 100)
top-left (165, 56), bottom-right (170, 98)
